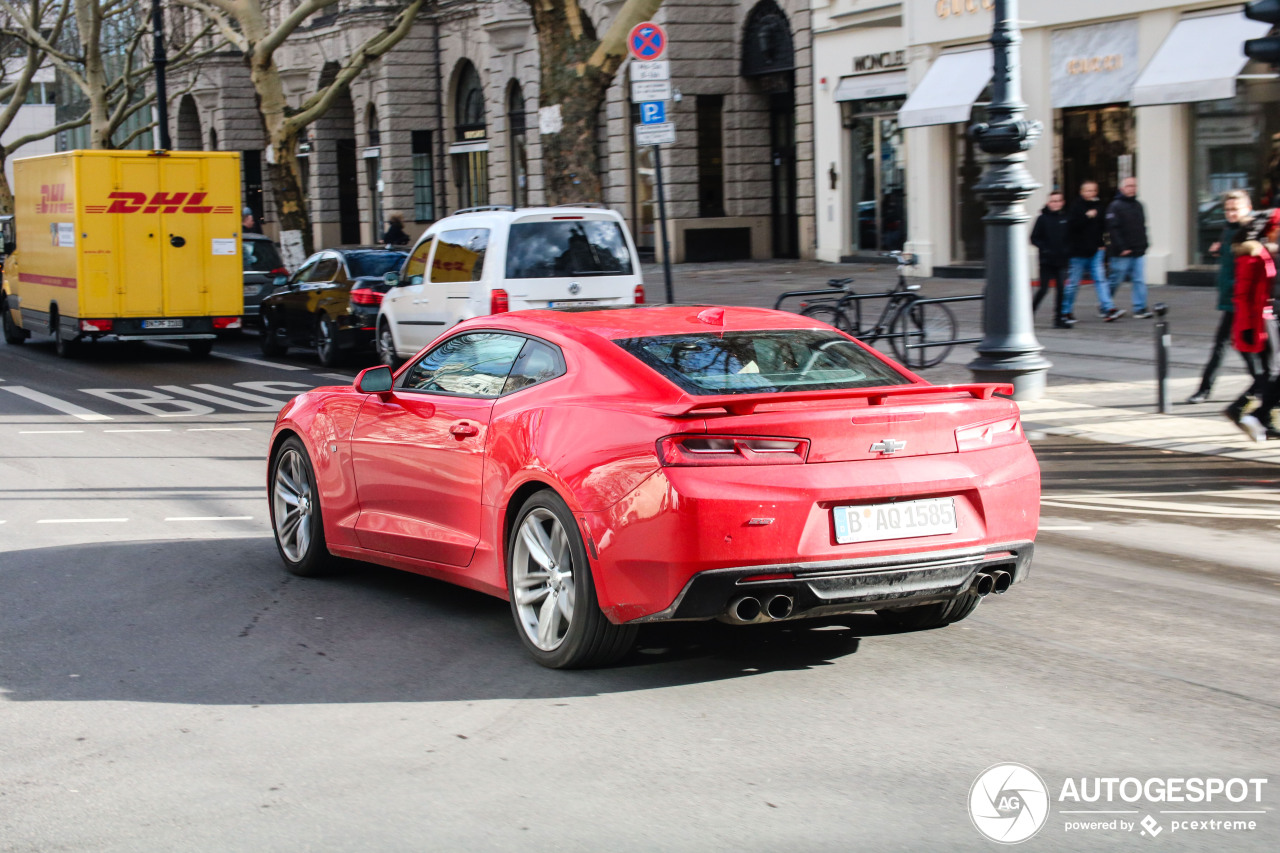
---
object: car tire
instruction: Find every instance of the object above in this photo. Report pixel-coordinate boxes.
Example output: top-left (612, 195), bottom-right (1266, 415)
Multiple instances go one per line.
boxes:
top-left (876, 590), bottom-right (981, 631)
top-left (2, 298), bottom-right (25, 345)
top-left (315, 314), bottom-right (342, 367)
top-left (188, 339), bottom-right (214, 358)
top-left (377, 319), bottom-right (400, 367)
top-left (52, 312), bottom-right (78, 359)
top-left (507, 489), bottom-right (636, 669)
top-left (268, 436), bottom-right (335, 577)
top-left (260, 314), bottom-right (288, 356)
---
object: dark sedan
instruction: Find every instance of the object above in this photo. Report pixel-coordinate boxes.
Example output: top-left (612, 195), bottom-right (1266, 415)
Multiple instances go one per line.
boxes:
top-left (242, 233), bottom-right (288, 327)
top-left (259, 248), bottom-right (407, 366)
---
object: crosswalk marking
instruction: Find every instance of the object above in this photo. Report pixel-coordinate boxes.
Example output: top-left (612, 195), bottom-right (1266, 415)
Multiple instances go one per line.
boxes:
top-left (149, 342), bottom-right (309, 371)
top-left (1, 386), bottom-right (112, 420)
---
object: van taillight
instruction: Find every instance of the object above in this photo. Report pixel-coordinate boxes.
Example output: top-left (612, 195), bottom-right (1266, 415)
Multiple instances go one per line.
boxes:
top-left (656, 435), bottom-right (809, 466)
top-left (213, 317), bottom-right (242, 330)
top-left (491, 288), bottom-right (509, 314)
top-left (349, 288), bottom-right (384, 306)
top-left (80, 319), bottom-right (112, 332)
top-left (634, 285), bottom-right (645, 304)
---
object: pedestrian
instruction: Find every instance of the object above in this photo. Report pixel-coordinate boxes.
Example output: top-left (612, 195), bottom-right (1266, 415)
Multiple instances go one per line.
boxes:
top-left (1187, 190), bottom-right (1261, 404)
top-left (381, 212), bottom-right (410, 247)
top-left (1031, 190), bottom-right (1072, 328)
top-left (242, 206), bottom-right (263, 235)
top-left (1063, 181), bottom-right (1114, 323)
top-left (1104, 177), bottom-right (1152, 320)
top-left (1224, 205), bottom-right (1280, 441)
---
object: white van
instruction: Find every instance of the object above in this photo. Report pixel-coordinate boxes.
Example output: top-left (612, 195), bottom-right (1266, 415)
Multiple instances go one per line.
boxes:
top-left (376, 205), bottom-right (645, 364)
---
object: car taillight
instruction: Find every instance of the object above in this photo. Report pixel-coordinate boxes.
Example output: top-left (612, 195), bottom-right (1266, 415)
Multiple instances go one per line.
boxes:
top-left (634, 285), bottom-right (645, 304)
top-left (350, 288), bottom-right (384, 306)
top-left (657, 435), bottom-right (809, 466)
top-left (80, 319), bottom-right (112, 332)
top-left (491, 288), bottom-right (509, 314)
top-left (955, 415), bottom-right (1022, 451)
top-left (213, 316), bottom-right (242, 330)
top-left (270, 267), bottom-right (288, 276)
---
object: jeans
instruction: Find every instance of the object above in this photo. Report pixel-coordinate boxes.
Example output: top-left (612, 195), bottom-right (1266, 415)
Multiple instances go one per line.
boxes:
top-left (1033, 263), bottom-right (1067, 321)
top-left (1107, 254), bottom-right (1148, 312)
top-left (1063, 249), bottom-right (1107, 315)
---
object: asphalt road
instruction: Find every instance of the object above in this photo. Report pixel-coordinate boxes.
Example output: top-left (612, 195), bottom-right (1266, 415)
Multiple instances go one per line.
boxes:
top-left (1, 333), bottom-right (1277, 852)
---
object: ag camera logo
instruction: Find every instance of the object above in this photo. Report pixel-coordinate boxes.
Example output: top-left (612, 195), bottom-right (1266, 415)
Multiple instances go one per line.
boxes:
top-left (969, 763), bottom-right (1051, 844)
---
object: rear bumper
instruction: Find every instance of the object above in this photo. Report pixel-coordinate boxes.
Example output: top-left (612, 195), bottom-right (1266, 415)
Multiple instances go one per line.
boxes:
top-left (627, 541), bottom-right (1033, 623)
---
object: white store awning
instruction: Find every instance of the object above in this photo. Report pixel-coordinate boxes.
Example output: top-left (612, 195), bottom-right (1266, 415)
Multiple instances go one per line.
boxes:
top-left (1130, 11), bottom-right (1272, 107)
top-left (835, 70), bottom-right (908, 102)
top-left (898, 48), bottom-right (992, 128)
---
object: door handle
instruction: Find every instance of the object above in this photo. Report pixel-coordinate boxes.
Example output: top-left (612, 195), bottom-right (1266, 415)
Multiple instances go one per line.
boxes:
top-left (450, 421), bottom-right (479, 438)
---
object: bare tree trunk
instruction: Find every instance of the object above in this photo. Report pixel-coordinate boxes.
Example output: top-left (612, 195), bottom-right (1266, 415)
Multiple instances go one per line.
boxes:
top-left (0, 149), bottom-right (13, 215)
top-left (73, 0), bottom-right (112, 149)
top-left (527, 0), bottom-right (663, 204)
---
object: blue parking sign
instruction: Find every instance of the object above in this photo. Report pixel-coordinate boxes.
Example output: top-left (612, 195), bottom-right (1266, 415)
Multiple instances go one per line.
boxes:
top-left (640, 101), bottom-right (666, 125)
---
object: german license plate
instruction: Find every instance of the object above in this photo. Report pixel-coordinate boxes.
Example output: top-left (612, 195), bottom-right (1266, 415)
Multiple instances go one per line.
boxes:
top-left (550, 299), bottom-right (604, 307)
top-left (833, 497), bottom-right (957, 544)
top-left (142, 318), bottom-right (183, 330)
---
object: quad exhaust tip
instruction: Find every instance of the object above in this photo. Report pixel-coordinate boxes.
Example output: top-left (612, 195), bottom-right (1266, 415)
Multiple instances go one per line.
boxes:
top-left (722, 593), bottom-right (795, 624)
top-left (971, 573), bottom-right (995, 597)
top-left (765, 594), bottom-right (794, 620)
top-left (732, 596), bottom-right (762, 623)
top-left (991, 570), bottom-right (1012, 594)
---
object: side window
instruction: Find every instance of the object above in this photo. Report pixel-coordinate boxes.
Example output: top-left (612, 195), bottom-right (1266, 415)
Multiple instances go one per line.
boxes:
top-left (430, 228), bottom-right (489, 283)
top-left (502, 339), bottom-right (566, 395)
top-left (290, 257), bottom-right (318, 284)
top-left (307, 256), bottom-right (340, 282)
top-left (399, 332), bottom-right (525, 398)
top-left (404, 237), bottom-right (435, 281)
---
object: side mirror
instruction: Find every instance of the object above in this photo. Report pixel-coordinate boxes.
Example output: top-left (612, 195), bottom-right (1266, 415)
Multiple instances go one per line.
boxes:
top-left (273, 274), bottom-right (289, 287)
top-left (409, 274), bottom-right (424, 286)
top-left (3, 241), bottom-right (14, 255)
top-left (384, 271), bottom-right (400, 286)
top-left (355, 365), bottom-right (394, 394)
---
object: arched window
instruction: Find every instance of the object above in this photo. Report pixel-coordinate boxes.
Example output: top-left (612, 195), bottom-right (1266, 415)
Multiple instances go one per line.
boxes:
top-left (456, 61), bottom-right (487, 141)
top-left (741, 0), bottom-right (795, 78)
top-left (507, 81), bottom-right (528, 208)
top-left (452, 60), bottom-right (489, 208)
top-left (176, 95), bottom-right (202, 150)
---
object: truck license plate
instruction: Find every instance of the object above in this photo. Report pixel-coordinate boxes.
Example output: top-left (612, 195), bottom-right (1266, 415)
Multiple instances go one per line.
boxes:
top-left (142, 319), bottom-right (183, 330)
top-left (833, 498), bottom-right (957, 544)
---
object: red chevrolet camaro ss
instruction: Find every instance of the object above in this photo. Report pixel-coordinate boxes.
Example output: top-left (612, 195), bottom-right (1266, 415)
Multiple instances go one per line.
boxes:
top-left (267, 305), bottom-right (1040, 668)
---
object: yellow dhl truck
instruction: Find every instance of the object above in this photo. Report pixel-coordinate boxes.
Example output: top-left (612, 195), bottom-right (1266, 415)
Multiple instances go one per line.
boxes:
top-left (1, 150), bottom-right (243, 357)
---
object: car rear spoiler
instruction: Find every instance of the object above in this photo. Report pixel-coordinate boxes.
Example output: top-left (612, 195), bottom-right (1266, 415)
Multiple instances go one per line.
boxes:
top-left (653, 383), bottom-right (1014, 417)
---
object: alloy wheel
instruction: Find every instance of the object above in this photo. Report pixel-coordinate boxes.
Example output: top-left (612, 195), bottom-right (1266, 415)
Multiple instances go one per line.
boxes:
top-left (511, 508), bottom-right (577, 651)
top-left (272, 448), bottom-right (314, 562)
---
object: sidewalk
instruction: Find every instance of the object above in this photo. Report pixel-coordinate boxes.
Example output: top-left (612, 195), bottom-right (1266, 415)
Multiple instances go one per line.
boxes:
top-left (645, 259), bottom-right (1280, 466)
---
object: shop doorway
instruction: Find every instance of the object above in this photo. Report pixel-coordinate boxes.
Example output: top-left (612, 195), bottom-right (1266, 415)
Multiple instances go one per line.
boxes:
top-left (770, 91), bottom-right (799, 259)
top-left (1058, 105), bottom-right (1135, 205)
top-left (953, 103), bottom-right (988, 265)
top-left (336, 139), bottom-right (360, 245)
top-left (844, 98), bottom-right (906, 254)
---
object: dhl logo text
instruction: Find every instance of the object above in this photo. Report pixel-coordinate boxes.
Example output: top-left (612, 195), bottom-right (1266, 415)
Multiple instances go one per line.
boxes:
top-left (83, 192), bottom-right (234, 215)
top-left (37, 184), bottom-right (73, 215)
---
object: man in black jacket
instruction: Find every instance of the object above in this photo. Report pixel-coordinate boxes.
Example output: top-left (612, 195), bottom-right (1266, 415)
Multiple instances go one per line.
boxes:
top-left (1105, 177), bottom-right (1152, 320)
top-left (1031, 191), bottom-right (1072, 328)
top-left (1063, 181), bottom-right (1112, 322)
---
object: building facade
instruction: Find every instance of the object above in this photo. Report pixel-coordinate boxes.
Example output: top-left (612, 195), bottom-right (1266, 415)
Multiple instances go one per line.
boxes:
top-left (165, 0), bottom-right (816, 263)
top-left (894, 0), bottom-right (1277, 283)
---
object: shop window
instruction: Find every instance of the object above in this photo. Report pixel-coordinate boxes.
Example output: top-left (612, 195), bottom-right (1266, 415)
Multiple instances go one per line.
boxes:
top-left (628, 101), bottom-right (656, 257)
top-left (697, 95), bottom-right (725, 218)
top-left (507, 82), bottom-right (528, 208)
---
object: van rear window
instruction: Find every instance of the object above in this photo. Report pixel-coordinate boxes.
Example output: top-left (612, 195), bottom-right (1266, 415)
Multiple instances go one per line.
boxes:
top-left (613, 330), bottom-right (910, 395)
top-left (505, 220), bottom-right (634, 279)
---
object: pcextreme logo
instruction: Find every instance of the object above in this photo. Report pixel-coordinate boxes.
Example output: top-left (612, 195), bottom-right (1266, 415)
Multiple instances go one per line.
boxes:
top-left (83, 192), bottom-right (235, 215)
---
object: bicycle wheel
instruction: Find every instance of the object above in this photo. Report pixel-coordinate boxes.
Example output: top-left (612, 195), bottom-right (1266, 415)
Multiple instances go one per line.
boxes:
top-left (889, 300), bottom-right (958, 369)
top-left (801, 303), bottom-right (851, 333)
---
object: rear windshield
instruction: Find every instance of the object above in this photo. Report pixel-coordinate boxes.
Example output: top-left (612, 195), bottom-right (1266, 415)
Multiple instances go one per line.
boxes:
top-left (505, 220), bottom-right (634, 278)
top-left (345, 251), bottom-right (406, 278)
top-left (614, 330), bottom-right (910, 395)
top-left (242, 238), bottom-right (284, 272)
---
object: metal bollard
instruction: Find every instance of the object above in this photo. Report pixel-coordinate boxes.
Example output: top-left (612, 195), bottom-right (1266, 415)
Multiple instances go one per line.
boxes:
top-left (1153, 303), bottom-right (1170, 414)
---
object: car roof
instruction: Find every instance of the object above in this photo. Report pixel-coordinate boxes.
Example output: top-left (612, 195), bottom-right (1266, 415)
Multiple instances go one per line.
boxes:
top-left (432, 206), bottom-right (624, 227)
top-left (243, 232), bottom-right (275, 241)
top-left (468, 305), bottom-right (832, 343)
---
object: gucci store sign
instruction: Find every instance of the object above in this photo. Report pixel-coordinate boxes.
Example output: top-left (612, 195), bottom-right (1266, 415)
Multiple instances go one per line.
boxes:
top-left (1051, 20), bottom-right (1139, 109)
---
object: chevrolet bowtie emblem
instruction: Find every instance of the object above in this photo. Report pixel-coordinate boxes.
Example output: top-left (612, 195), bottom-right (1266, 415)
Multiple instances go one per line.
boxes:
top-left (870, 439), bottom-right (907, 455)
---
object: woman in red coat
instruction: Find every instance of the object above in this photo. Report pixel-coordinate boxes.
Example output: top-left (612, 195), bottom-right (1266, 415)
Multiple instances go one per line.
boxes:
top-left (1229, 209), bottom-right (1280, 441)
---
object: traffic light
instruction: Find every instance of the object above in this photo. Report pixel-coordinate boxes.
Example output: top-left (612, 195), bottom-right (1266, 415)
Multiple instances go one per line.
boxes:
top-left (1245, 0), bottom-right (1280, 65)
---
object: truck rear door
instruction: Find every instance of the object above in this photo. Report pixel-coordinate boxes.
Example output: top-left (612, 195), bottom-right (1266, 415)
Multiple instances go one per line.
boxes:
top-left (116, 158), bottom-right (165, 317)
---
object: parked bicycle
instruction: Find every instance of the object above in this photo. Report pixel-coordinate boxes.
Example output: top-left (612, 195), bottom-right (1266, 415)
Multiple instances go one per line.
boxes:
top-left (799, 252), bottom-right (958, 369)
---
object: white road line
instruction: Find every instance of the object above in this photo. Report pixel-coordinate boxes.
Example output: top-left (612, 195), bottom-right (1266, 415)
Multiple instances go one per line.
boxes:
top-left (1038, 525), bottom-right (1094, 531)
top-left (37, 518), bottom-right (129, 524)
top-left (149, 342), bottom-right (309, 371)
top-left (187, 427), bottom-right (253, 432)
top-left (165, 516), bottom-right (254, 522)
top-left (18, 430), bottom-right (84, 434)
top-left (0, 386), bottom-right (112, 420)
top-left (103, 429), bottom-right (172, 433)
top-left (1041, 499), bottom-right (1280, 520)
top-left (315, 373), bottom-right (356, 382)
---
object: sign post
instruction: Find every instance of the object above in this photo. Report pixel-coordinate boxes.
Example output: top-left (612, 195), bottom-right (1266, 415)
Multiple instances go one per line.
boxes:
top-left (629, 21), bottom-right (674, 303)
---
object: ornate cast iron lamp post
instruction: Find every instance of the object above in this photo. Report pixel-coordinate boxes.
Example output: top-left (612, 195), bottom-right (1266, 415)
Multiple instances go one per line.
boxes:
top-left (967, 0), bottom-right (1050, 399)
